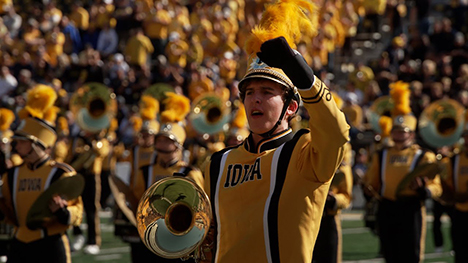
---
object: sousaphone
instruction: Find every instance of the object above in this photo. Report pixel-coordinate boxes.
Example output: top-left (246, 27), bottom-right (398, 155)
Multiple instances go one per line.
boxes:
top-left (418, 98), bottom-right (465, 148)
top-left (366, 95), bottom-right (394, 134)
top-left (136, 176), bottom-right (212, 259)
top-left (189, 93), bottom-right (231, 135)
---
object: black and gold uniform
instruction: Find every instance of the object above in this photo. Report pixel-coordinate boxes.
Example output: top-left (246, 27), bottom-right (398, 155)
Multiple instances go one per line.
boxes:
top-left (66, 132), bottom-right (110, 249)
top-left (442, 146), bottom-right (468, 263)
top-left (1, 157), bottom-right (83, 262)
top-left (313, 142), bottom-right (353, 263)
top-left (364, 80), bottom-right (443, 263)
top-left (205, 76), bottom-right (349, 263)
top-left (364, 136), bottom-right (442, 262)
top-left (1, 115), bottom-right (83, 262)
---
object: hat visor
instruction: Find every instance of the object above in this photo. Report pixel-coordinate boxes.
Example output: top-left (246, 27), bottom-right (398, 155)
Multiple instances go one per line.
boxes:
top-left (238, 74), bottom-right (292, 92)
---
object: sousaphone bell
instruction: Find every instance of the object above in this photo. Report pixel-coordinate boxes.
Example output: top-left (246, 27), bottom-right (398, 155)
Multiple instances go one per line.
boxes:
top-left (136, 176), bottom-right (212, 259)
top-left (418, 98), bottom-right (465, 148)
top-left (189, 93), bottom-right (231, 135)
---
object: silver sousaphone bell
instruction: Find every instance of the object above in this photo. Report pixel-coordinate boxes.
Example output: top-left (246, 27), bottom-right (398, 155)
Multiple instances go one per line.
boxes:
top-left (418, 98), bottom-right (465, 148)
top-left (136, 176), bottom-right (212, 259)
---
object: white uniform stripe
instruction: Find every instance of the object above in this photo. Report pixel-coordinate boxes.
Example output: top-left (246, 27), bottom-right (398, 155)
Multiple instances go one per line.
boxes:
top-left (44, 168), bottom-right (58, 188)
top-left (380, 150), bottom-right (388, 196)
top-left (263, 144), bottom-right (285, 263)
top-left (147, 165), bottom-right (154, 189)
top-left (214, 149), bottom-right (232, 263)
top-left (410, 149), bottom-right (423, 171)
top-left (454, 155), bottom-right (460, 191)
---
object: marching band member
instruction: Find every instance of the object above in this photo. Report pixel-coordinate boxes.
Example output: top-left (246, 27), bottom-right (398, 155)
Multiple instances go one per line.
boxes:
top-left (0, 85), bottom-right (83, 263)
top-left (363, 81), bottom-right (442, 263)
top-left (66, 84), bottom-right (114, 255)
top-left (113, 95), bottom-right (159, 248)
top-left (439, 124), bottom-right (468, 263)
top-left (203, 1), bottom-right (349, 261)
top-left (131, 92), bottom-right (203, 262)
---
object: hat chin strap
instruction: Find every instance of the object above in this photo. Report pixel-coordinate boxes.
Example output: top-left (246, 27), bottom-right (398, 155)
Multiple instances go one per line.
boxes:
top-left (257, 95), bottom-right (293, 138)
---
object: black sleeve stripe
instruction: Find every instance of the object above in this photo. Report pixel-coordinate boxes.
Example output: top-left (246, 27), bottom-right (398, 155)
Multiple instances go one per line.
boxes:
top-left (50, 168), bottom-right (66, 185)
top-left (378, 149), bottom-right (384, 192)
top-left (300, 81), bottom-right (323, 101)
top-left (268, 129), bottom-right (309, 263)
top-left (140, 165), bottom-right (150, 189)
top-left (415, 150), bottom-right (428, 166)
top-left (7, 168), bottom-right (16, 195)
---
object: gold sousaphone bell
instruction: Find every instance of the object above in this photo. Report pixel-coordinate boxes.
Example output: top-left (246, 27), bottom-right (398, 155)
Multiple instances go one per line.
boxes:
top-left (136, 176), bottom-right (212, 259)
top-left (189, 93), bottom-right (231, 135)
top-left (366, 95), bottom-right (394, 134)
top-left (418, 98), bottom-right (465, 148)
top-left (70, 82), bottom-right (117, 133)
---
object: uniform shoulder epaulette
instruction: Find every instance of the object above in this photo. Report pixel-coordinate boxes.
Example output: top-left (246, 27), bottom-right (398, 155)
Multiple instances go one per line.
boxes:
top-left (50, 161), bottom-right (75, 173)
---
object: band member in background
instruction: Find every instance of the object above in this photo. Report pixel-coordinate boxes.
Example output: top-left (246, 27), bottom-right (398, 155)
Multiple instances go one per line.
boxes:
top-left (0, 85), bottom-right (83, 263)
top-left (131, 92), bottom-right (203, 262)
top-left (440, 126), bottom-right (468, 263)
top-left (313, 142), bottom-right (353, 263)
top-left (203, 1), bottom-right (349, 259)
top-left (66, 127), bottom-right (109, 255)
top-left (363, 81), bottom-right (442, 263)
top-left (66, 84), bottom-right (115, 255)
top-left (113, 95), bottom-right (160, 252)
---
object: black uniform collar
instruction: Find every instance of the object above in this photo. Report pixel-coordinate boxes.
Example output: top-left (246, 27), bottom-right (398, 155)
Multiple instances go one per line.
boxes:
top-left (244, 128), bottom-right (293, 154)
top-left (27, 155), bottom-right (50, 171)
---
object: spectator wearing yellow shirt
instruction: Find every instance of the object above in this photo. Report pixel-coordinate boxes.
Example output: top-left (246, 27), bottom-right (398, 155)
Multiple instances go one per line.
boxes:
top-left (143, 2), bottom-right (171, 58)
top-left (45, 25), bottom-right (65, 67)
top-left (124, 27), bottom-right (154, 74)
top-left (69, 2), bottom-right (89, 34)
top-left (165, 32), bottom-right (189, 69)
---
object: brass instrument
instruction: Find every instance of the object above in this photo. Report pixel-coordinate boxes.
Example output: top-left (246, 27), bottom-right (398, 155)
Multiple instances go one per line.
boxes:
top-left (418, 98), bottom-right (465, 148)
top-left (366, 95), bottom-right (394, 134)
top-left (189, 93), bottom-right (231, 135)
top-left (70, 82), bottom-right (117, 133)
top-left (136, 176), bottom-right (212, 259)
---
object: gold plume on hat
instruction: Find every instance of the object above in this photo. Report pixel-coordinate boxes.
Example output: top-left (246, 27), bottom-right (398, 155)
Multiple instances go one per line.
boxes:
top-left (139, 95), bottom-right (160, 121)
top-left (43, 106), bottom-right (60, 124)
top-left (389, 81), bottom-right (411, 117)
top-left (18, 84), bottom-right (58, 120)
top-left (379, 116), bottom-right (393, 138)
top-left (0, 108), bottom-right (15, 132)
top-left (160, 92), bottom-right (190, 123)
top-left (245, 0), bottom-right (318, 57)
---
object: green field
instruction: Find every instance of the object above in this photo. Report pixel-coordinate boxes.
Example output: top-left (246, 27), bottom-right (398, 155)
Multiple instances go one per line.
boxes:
top-left (69, 210), bottom-right (455, 263)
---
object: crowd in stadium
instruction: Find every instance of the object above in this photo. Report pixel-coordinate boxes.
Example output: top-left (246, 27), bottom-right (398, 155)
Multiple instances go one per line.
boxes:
top-left (0, 0), bottom-right (467, 262)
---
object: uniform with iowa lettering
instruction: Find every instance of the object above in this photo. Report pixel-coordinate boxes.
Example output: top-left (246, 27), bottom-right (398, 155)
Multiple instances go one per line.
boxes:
top-left (1, 159), bottom-right (83, 243)
top-left (205, 75), bottom-right (349, 263)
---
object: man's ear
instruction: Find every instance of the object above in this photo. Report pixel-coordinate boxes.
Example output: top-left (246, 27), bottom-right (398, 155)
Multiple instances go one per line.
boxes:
top-left (287, 100), bottom-right (299, 116)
